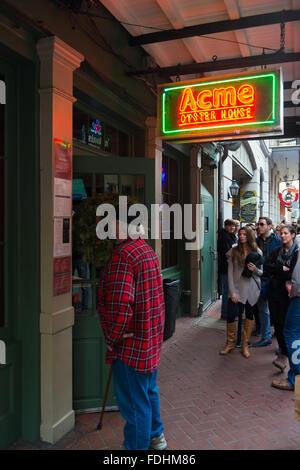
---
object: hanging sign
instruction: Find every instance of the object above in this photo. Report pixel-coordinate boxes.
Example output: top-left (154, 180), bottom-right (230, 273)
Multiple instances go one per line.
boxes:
top-left (279, 186), bottom-right (299, 206)
top-left (157, 69), bottom-right (283, 142)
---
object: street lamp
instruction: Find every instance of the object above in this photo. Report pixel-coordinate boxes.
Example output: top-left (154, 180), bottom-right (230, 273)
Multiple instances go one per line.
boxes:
top-left (259, 199), bottom-right (265, 209)
top-left (228, 179), bottom-right (240, 198)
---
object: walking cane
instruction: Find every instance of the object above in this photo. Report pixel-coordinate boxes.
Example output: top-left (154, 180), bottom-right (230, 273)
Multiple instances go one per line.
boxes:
top-left (97, 364), bottom-right (113, 430)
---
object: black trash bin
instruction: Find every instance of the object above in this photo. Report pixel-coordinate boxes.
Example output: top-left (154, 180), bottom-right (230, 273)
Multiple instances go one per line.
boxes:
top-left (163, 279), bottom-right (180, 341)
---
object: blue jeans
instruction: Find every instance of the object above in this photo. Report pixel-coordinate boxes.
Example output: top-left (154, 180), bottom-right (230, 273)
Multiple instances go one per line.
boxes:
top-left (221, 273), bottom-right (229, 317)
top-left (257, 296), bottom-right (272, 340)
top-left (284, 298), bottom-right (300, 387)
top-left (112, 360), bottom-right (164, 450)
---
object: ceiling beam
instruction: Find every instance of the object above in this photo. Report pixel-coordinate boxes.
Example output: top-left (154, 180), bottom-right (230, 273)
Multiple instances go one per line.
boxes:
top-left (128, 51), bottom-right (300, 76)
top-left (129, 9), bottom-right (300, 46)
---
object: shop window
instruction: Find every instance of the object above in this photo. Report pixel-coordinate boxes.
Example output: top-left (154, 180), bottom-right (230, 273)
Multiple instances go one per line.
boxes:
top-left (162, 155), bottom-right (179, 269)
top-left (73, 107), bottom-right (88, 143)
top-left (104, 125), bottom-right (117, 154)
top-left (72, 172), bottom-right (145, 316)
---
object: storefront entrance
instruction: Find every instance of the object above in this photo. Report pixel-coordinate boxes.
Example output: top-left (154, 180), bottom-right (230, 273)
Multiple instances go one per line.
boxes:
top-left (72, 153), bottom-right (155, 411)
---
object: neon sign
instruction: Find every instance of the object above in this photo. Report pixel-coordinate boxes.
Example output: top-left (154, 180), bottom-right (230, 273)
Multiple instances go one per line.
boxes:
top-left (157, 69), bottom-right (283, 142)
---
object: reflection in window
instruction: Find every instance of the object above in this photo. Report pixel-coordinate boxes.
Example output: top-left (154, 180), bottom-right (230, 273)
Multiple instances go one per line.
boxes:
top-left (88, 117), bottom-right (103, 148)
top-left (73, 108), bottom-right (88, 143)
top-left (72, 172), bottom-right (145, 315)
top-left (119, 130), bottom-right (129, 157)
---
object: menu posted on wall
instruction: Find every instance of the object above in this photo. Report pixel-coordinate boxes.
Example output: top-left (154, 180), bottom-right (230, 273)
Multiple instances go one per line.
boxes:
top-left (240, 190), bottom-right (258, 223)
top-left (53, 139), bottom-right (72, 296)
top-left (53, 256), bottom-right (71, 296)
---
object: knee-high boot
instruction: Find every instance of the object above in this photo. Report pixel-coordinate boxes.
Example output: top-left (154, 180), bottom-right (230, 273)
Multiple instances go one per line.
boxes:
top-left (219, 322), bottom-right (236, 355)
top-left (241, 319), bottom-right (254, 358)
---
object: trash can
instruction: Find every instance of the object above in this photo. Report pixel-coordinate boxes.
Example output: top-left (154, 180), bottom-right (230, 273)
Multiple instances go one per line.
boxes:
top-left (163, 279), bottom-right (180, 341)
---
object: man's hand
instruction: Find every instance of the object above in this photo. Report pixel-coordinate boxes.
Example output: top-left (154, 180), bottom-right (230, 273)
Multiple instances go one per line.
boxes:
top-left (283, 266), bottom-right (290, 272)
top-left (106, 333), bottom-right (134, 352)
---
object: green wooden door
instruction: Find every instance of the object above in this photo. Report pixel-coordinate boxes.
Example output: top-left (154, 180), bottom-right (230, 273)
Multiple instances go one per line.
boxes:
top-left (0, 56), bottom-right (22, 450)
top-left (0, 51), bottom-right (40, 449)
top-left (201, 185), bottom-right (215, 311)
top-left (72, 154), bottom-right (155, 411)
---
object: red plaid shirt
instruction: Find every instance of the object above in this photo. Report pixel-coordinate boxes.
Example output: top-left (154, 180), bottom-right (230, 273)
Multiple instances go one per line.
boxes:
top-left (98, 238), bottom-right (165, 373)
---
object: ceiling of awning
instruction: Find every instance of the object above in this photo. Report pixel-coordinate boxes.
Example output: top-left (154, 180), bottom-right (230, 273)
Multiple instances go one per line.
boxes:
top-left (99, 0), bottom-right (300, 126)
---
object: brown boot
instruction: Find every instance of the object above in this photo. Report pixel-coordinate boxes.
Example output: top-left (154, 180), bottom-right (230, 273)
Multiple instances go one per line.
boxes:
top-left (241, 319), bottom-right (254, 358)
top-left (219, 322), bottom-right (236, 355)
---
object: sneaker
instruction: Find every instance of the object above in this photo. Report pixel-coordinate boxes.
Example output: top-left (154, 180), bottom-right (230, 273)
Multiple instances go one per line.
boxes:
top-left (253, 338), bottom-right (272, 348)
top-left (271, 378), bottom-right (294, 391)
top-left (149, 433), bottom-right (167, 450)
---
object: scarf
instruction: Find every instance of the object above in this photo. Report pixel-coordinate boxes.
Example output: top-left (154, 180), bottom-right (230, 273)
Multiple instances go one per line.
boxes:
top-left (277, 243), bottom-right (298, 268)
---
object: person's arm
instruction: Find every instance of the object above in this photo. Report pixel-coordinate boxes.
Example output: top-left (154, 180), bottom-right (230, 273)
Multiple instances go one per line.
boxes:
top-left (227, 250), bottom-right (239, 303)
top-left (98, 252), bottom-right (135, 350)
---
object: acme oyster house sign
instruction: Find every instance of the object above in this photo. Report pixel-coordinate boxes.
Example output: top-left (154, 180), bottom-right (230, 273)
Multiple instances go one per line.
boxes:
top-left (157, 69), bottom-right (283, 142)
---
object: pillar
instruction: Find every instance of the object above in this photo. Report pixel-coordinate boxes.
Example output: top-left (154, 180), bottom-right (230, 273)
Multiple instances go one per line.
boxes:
top-left (190, 146), bottom-right (202, 316)
top-left (145, 117), bottom-right (163, 265)
top-left (37, 36), bottom-right (83, 444)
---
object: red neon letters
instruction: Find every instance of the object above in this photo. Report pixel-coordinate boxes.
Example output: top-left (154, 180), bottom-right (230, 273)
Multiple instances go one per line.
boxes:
top-left (178, 84), bottom-right (255, 127)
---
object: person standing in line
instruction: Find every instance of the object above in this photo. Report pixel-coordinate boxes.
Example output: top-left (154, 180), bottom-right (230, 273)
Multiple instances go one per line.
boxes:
top-left (98, 207), bottom-right (167, 451)
top-left (264, 225), bottom-right (299, 373)
top-left (217, 219), bottom-right (237, 320)
top-left (233, 220), bottom-right (241, 243)
top-left (252, 217), bottom-right (282, 348)
top-left (272, 250), bottom-right (300, 390)
top-left (219, 226), bottom-right (263, 358)
top-left (296, 225), bottom-right (300, 248)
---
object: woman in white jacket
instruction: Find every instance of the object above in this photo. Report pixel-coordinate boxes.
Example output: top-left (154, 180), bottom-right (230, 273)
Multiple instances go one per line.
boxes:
top-left (220, 226), bottom-right (263, 358)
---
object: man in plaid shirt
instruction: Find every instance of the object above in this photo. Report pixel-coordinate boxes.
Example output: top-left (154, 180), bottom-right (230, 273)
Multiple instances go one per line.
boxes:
top-left (98, 208), bottom-right (166, 450)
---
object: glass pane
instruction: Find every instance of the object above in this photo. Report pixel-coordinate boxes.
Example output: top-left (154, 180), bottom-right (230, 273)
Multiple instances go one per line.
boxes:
top-left (119, 175), bottom-right (145, 202)
top-left (0, 246), bottom-right (3, 327)
top-left (73, 107), bottom-right (88, 143)
top-left (118, 130), bottom-right (129, 157)
top-left (104, 125), bottom-right (117, 154)
top-left (104, 175), bottom-right (118, 192)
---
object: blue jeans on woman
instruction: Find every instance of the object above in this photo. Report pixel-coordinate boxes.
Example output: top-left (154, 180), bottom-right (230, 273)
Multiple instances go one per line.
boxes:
top-left (284, 298), bottom-right (300, 387)
top-left (112, 359), bottom-right (164, 450)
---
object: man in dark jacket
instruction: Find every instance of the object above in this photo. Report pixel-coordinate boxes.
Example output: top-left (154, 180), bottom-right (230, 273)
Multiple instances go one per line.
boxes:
top-left (217, 219), bottom-right (236, 319)
top-left (253, 216), bottom-right (281, 347)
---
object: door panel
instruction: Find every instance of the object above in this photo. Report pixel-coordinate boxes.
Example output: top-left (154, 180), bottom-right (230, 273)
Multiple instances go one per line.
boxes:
top-left (201, 185), bottom-right (215, 310)
top-left (0, 58), bottom-right (21, 450)
top-left (72, 154), bottom-right (155, 411)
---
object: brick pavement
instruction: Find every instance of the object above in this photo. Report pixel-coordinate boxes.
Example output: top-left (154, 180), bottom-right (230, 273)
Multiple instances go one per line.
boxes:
top-left (11, 301), bottom-right (300, 450)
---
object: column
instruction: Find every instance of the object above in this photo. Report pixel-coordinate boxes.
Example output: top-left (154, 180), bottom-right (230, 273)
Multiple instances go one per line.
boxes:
top-left (37, 36), bottom-right (83, 444)
top-left (145, 117), bottom-right (163, 265)
top-left (190, 146), bottom-right (202, 316)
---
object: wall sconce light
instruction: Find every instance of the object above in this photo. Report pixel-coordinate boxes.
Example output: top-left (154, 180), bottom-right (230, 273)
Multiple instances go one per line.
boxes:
top-left (259, 199), bottom-right (265, 209)
top-left (228, 179), bottom-right (240, 199)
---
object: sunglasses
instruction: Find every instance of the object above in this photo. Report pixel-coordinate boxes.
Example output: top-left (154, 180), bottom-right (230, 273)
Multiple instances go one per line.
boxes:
top-left (257, 223), bottom-right (266, 226)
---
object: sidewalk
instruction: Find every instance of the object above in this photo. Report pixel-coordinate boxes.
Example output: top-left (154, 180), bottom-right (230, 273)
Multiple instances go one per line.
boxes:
top-left (11, 301), bottom-right (300, 450)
